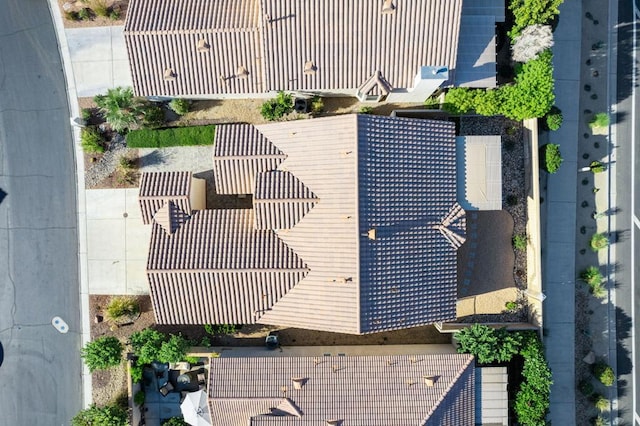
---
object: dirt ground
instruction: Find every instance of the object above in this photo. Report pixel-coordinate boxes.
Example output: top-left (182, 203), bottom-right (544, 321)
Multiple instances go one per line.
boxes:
top-left (58, 0), bottom-right (127, 28)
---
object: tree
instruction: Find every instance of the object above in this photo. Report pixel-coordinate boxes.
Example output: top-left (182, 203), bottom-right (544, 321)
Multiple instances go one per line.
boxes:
top-left (454, 324), bottom-right (521, 364)
top-left (442, 88), bottom-right (479, 114)
top-left (589, 112), bottom-right (609, 129)
top-left (81, 336), bottom-right (123, 372)
top-left (157, 334), bottom-right (188, 363)
top-left (512, 25), bottom-right (554, 63)
top-left (593, 394), bottom-right (610, 412)
top-left (508, 0), bottom-right (564, 39)
top-left (590, 233), bottom-right (609, 251)
top-left (94, 86), bottom-right (144, 132)
top-left (260, 91), bottom-right (294, 121)
top-left (130, 328), bottom-right (165, 365)
top-left (162, 417), bottom-right (190, 426)
top-left (72, 404), bottom-right (127, 426)
top-left (580, 266), bottom-right (603, 287)
top-left (592, 362), bottom-right (615, 386)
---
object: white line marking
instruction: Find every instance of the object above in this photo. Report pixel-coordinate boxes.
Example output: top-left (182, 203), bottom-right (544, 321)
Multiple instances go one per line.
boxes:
top-left (635, 411), bottom-right (640, 425)
top-left (632, 1), bottom-right (638, 421)
top-left (634, 215), bottom-right (640, 229)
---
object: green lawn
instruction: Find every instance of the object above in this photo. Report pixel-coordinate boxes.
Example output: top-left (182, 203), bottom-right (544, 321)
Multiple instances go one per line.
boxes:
top-left (126, 125), bottom-right (215, 148)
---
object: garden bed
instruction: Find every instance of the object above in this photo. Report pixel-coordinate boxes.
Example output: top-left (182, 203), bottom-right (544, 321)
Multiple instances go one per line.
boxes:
top-left (58, 0), bottom-right (127, 28)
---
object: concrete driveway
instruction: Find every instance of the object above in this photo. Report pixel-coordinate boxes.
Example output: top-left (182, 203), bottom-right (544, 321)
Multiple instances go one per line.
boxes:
top-left (66, 26), bottom-right (132, 97)
top-left (86, 188), bottom-right (150, 294)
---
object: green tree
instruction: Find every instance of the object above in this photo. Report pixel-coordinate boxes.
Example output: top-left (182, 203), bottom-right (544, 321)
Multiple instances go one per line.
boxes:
top-left (515, 331), bottom-right (552, 426)
top-left (454, 324), bottom-right (521, 364)
top-left (594, 394), bottom-right (610, 412)
top-left (592, 362), bottom-right (615, 386)
top-left (157, 334), bottom-right (188, 363)
top-left (80, 127), bottom-right (105, 154)
top-left (590, 233), bottom-right (609, 251)
top-left (261, 91), bottom-right (294, 121)
top-left (130, 328), bottom-right (165, 365)
top-left (162, 417), bottom-right (190, 426)
top-left (81, 336), bottom-right (123, 372)
top-left (589, 112), bottom-right (609, 129)
top-left (443, 88), bottom-right (479, 114)
top-left (72, 404), bottom-right (128, 426)
top-left (508, 0), bottom-right (564, 39)
top-left (94, 86), bottom-right (144, 132)
top-left (580, 266), bottom-right (603, 287)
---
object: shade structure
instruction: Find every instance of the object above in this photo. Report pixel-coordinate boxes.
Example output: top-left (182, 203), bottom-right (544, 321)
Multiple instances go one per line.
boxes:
top-left (180, 390), bottom-right (212, 426)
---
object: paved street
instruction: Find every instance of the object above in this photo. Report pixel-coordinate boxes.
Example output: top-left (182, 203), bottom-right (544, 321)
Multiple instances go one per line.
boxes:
top-left (0, 0), bottom-right (82, 424)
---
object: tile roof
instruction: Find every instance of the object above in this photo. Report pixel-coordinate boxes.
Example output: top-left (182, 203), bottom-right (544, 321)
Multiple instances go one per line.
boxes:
top-left (254, 171), bottom-right (319, 230)
top-left (124, 0), bottom-right (466, 97)
top-left (147, 209), bottom-right (308, 324)
top-left (208, 353), bottom-right (475, 426)
top-left (213, 124), bottom-right (287, 195)
top-left (139, 171), bottom-right (192, 224)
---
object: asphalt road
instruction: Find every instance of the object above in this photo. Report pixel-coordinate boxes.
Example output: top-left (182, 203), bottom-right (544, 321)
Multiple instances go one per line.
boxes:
top-left (0, 0), bottom-right (82, 424)
top-left (614, 0), bottom-right (639, 424)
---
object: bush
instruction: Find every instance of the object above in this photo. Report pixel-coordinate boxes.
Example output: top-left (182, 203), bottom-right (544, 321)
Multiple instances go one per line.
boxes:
top-left (590, 233), bottom-right (609, 251)
top-left (261, 91), bottom-right (294, 121)
top-left (590, 161), bottom-right (606, 173)
top-left (92, 0), bottom-right (108, 17)
top-left (199, 336), bottom-right (212, 347)
top-left (94, 87), bottom-right (145, 132)
top-left (310, 96), bottom-right (324, 114)
top-left (78, 7), bottom-right (92, 20)
top-left (545, 106), bottom-right (563, 130)
top-left (162, 418), bottom-right (190, 426)
top-left (580, 266), bottom-right (603, 286)
top-left (454, 324), bottom-right (522, 364)
top-left (589, 113), bottom-right (609, 129)
top-left (109, 9), bottom-right (120, 20)
top-left (541, 143), bottom-right (563, 173)
top-left (80, 127), bottom-right (105, 154)
top-left (591, 282), bottom-right (607, 299)
top-left (593, 394), bottom-right (610, 412)
top-left (505, 301), bottom-right (519, 312)
top-left (81, 108), bottom-right (93, 122)
top-left (506, 194), bottom-right (518, 206)
top-left (72, 404), bottom-right (128, 426)
top-left (81, 336), bottom-right (123, 372)
top-left (204, 323), bottom-right (239, 335)
top-left (508, 0), bottom-right (563, 39)
top-left (593, 416), bottom-right (607, 426)
top-left (579, 379), bottom-right (594, 396)
top-left (443, 88), bottom-right (480, 114)
top-left (64, 10), bottom-right (80, 21)
top-left (141, 104), bottom-right (165, 128)
top-left (169, 98), bottom-right (190, 115)
top-left (592, 362), bottom-right (615, 386)
top-left (157, 334), bottom-right (188, 364)
top-left (134, 390), bottom-right (145, 406)
top-left (358, 106), bottom-right (374, 114)
top-left (127, 125), bottom-right (215, 148)
top-left (130, 328), bottom-right (165, 365)
top-left (105, 295), bottom-right (139, 323)
top-left (514, 331), bottom-right (552, 426)
top-left (513, 234), bottom-right (527, 251)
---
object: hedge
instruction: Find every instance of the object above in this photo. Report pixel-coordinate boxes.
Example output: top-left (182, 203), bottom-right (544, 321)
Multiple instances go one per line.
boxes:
top-left (126, 125), bottom-right (215, 148)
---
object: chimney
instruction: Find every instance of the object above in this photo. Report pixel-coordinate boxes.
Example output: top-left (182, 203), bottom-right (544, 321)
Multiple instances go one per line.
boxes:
top-left (423, 375), bottom-right (437, 386)
top-left (382, 0), bottom-right (396, 14)
top-left (291, 377), bottom-right (306, 390)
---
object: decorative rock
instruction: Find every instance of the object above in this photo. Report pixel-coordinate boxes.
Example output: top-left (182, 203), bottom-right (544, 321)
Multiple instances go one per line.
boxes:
top-left (583, 351), bottom-right (596, 364)
top-left (62, 2), bottom-right (74, 11)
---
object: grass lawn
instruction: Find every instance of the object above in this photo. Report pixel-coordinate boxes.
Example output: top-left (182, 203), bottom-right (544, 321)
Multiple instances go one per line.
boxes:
top-left (127, 125), bottom-right (215, 148)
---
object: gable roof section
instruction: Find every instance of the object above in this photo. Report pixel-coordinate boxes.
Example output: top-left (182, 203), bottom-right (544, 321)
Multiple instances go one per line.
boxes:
top-left (214, 124), bottom-right (287, 194)
top-left (124, 0), bottom-right (263, 97)
top-left (254, 171), bottom-right (319, 230)
top-left (147, 209), bottom-right (309, 324)
top-left (124, 0), bottom-right (464, 96)
top-left (139, 171), bottom-right (192, 224)
top-left (261, 0), bottom-right (463, 92)
top-left (152, 201), bottom-right (190, 235)
top-left (357, 115), bottom-right (459, 332)
top-left (208, 354), bottom-right (475, 426)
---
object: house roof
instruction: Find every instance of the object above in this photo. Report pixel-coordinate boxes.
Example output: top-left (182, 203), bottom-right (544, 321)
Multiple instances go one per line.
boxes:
top-left (213, 124), bottom-right (287, 195)
top-left (124, 0), bottom-right (464, 97)
top-left (139, 171), bottom-right (192, 224)
top-left (207, 353), bottom-right (476, 426)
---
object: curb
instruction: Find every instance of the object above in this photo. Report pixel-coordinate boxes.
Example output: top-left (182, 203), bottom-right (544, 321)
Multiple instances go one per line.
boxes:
top-left (45, 0), bottom-right (92, 409)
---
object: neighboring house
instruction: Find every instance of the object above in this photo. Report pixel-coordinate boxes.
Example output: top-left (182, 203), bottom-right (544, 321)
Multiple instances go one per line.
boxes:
top-left (123, 0), bottom-right (503, 101)
top-left (206, 351), bottom-right (479, 425)
top-left (141, 114), bottom-right (467, 334)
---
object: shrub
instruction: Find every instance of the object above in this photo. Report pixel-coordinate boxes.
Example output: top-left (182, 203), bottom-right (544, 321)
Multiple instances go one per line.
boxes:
top-left (591, 282), bottom-right (607, 299)
top-left (545, 106), bottom-right (563, 130)
top-left (506, 194), bottom-right (518, 206)
top-left (513, 234), bottom-right (527, 251)
top-left (590, 233), bottom-right (609, 251)
top-left (109, 9), bottom-right (120, 20)
top-left (80, 127), bottom-right (105, 154)
top-left (505, 301), bottom-right (519, 312)
top-left (443, 88), bottom-right (480, 114)
top-left (205, 323), bottom-right (239, 335)
top-left (117, 155), bottom-right (137, 185)
top-left (81, 108), bottom-right (93, 122)
top-left (508, 0), bottom-right (563, 39)
top-left (92, 0), bottom-right (108, 17)
top-left (578, 379), bottom-right (594, 396)
top-left (126, 125), bottom-right (215, 148)
top-left (81, 336), bottom-right (123, 372)
top-left (105, 295), bottom-right (139, 323)
top-left (358, 106), bottom-right (374, 114)
top-left (134, 390), bottom-right (145, 406)
top-left (581, 266), bottom-right (604, 287)
top-left (589, 113), bottom-right (609, 129)
top-left (130, 328), bottom-right (165, 365)
top-left (593, 416), bottom-right (607, 426)
top-left (514, 331), bottom-right (552, 426)
top-left (130, 365), bottom-right (143, 383)
top-left (592, 362), bottom-right (615, 386)
top-left (64, 10), bottom-right (80, 21)
top-left (199, 336), bottom-right (212, 347)
top-left (169, 98), bottom-right (190, 115)
top-left (590, 161), bottom-right (606, 173)
top-left (512, 24), bottom-right (554, 63)
top-left (157, 334), bottom-right (188, 363)
top-left (78, 7), bottom-right (92, 20)
top-left (541, 143), bottom-right (563, 173)
top-left (261, 91), bottom-right (294, 120)
top-left (310, 96), bottom-right (324, 114)
top-left (455, 324), bottom-right (522, 364)
top-left (141, 104), bottom-right (165, 128)
top-left (94, 87), bottom-right (145, 132)
top-left (204, 324), bottom-right (215, 335)
top-left (593, 394), bottom-right (610, 412)
top-left (162, 418), bottom-right (190, 426)
top-left (72, 404), bottom-right (128, 426)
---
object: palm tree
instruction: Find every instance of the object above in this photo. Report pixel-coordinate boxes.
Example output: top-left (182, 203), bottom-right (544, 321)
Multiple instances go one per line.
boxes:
top-left (93, 87), bottom-right (144, 132)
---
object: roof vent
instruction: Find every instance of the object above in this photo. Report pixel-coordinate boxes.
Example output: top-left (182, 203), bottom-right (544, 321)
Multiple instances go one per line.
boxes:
top-left (291, 377), bottom-right (306, 390)
top-left (423, 375), bottom-right (438, 386)
top-left (304, 61), bottom-right (317, 75)
top-left (382, 0), bottom-right (396, 14)
top-left (367, 228), bottom-right (377, 240)
top-left (197, 39), bottom-right (210, 52)
top-left (236, 66), bottom-right (249, 79)
top-left (332, 277), bottom-right (352, 284)
top-left (163, 68), bottom-right (176, 81)
top-left (280, 385), bottom-right (288, 396)
top-left (326, 421), bottom-right (342, 426)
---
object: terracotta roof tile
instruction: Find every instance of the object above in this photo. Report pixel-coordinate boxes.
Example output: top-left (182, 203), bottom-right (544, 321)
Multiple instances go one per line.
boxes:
top-left (139, 171), bottom-right (192, 224)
